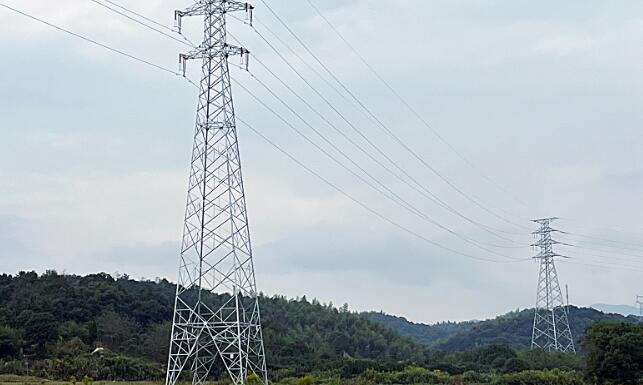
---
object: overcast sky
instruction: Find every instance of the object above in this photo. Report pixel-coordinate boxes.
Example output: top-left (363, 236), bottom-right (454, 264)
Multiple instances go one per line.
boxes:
top-left (1, 0), bottom-right (642, 323)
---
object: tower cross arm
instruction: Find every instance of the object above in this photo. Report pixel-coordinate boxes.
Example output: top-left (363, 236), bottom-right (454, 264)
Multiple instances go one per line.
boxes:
top-left (179, 44), bottom-right (250, 74)
top-left (530, 238), bottom-right (570, 247)
top-left (175, 1), bottom-right (254, 32)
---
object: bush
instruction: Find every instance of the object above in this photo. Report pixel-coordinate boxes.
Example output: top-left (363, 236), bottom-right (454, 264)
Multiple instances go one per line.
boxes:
top-left (502, 358), bottom-right (530, 373)
top-left (296, 375), bottom-right (314, 385)
top-left (492, 369), bottom-right (584, 385)
top-left (462, 370), bottom-right (492, 384)
top-left (0, 327), bottom-right (21, 358)
top-left (359, 366), bottom-right (450, 385)
top-left (247, 372), bottom-right (261, 385)
top-left (517, 350), bottom-right (582, 371)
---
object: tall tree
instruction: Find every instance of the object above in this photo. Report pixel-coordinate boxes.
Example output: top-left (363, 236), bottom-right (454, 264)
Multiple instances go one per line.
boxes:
top-left (582, 322), bottom-right (643, 385)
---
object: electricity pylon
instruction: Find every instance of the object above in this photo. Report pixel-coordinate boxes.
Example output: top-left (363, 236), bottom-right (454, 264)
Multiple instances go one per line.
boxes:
top-left (531, 218), bottom-right (576, 353)
top-left (637, 296), bottom-right (643, 316)
top-left (165, 2), bottom-right (268, 385)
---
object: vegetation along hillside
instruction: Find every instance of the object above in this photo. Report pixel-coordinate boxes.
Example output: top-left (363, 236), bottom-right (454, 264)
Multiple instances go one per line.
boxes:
top-left (0, 271), bottom-right (424, 380)
top-left (364, 312), bottom-right (479, 346)
top-left (0, 271), bottom-right (641, 384)
top-left (366, 307), bottom-right (641, 351)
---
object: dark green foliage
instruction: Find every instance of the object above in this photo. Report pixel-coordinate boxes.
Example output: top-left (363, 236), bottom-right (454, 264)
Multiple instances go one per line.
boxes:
top-left (0, 271), bottom-right (424, 380)
top-left (424, 345), bottom-right (522, 374)
top-left (363, 312), bottom-right (477, 346)
top-left (359, 366), bottom-right (450, 384)
top-left (278, 368), bottom-right (584, 385)
top-left (0, 326), bottom-right (21, 358)
top-left (261, 296), bottom-right (424, 376)
top-left (17, 310), bottom-right (58, 351)
top-left (492, 369), bottom-right (585, 385)
top-left (516, 349), bottom-right (583, 371)
top-left (0, 271), bottom-right (638, 383)
top-left (36, 349), bottom-right (162, 381)
top-left (581, 322), bottom-right (643, 385)
top-left (461, 345), bottom-right (517, 368)
top-left (502, 357), bottom-right (530, 373)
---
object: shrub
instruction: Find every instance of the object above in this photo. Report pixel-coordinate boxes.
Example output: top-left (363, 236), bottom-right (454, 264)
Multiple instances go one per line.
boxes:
top-left (492, 369), bottom-right (584, 385)
top-left (296, 375), bottom-right (314, 385)
top-left (502, 358), bottom-right (530, 373)
top-left (462, 370), bottom-right (492, 384)
top-left (359, 366), bottom-right (451, 385)
top-left (247, 373), bottom-right (261, 385)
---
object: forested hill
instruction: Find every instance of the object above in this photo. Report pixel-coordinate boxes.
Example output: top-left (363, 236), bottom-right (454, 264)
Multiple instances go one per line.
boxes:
top-left (364, 312), bottom-right (479, 346)
top-left (0, 271), bottom-right (424, 377)
top-left (365, 308), bottom-right (641, 352)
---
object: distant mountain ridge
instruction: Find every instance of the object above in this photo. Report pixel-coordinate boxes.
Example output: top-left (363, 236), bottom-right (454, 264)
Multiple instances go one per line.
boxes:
top-left (365, 307), bottom-right (641, 352)
top-left (591, 303), bottom-right (640, 317)
top-left (364, 312), bottom-right (478, 347)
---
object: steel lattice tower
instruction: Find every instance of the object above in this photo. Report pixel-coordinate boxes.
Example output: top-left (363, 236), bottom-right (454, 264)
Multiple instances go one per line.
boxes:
top-left (165, 2), bottom-right (268, 385)
top-left (531, 218), bottom-right (575, 353)
top-left (637, 296), bottom-right (643, 316)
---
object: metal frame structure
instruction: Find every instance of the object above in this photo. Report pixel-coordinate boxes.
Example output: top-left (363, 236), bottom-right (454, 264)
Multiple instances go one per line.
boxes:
top-left (637, 295), bottom-right (643, 317)
top-left (165, 2), bottom-right (267, 385)
top-left (531, 218), bottom-right (575, 353)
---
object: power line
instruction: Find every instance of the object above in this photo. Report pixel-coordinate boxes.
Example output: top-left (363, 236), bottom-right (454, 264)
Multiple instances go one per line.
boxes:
top-left (4, 0), bottom-right (641, 278)
top-left (305, 0), bottom-right (530, 209)
top-left (73, 0), bottom-right (529, 242)
top-left (227, 33), bottom-right (526, 248)
top-left (86, 0), bottom-right (193, 47)
top-left (559, 259), bottom-right (643, 274)
top-left (564, 232), bottom-right (643, 252)
top-left (81, 1), bottom-right (530, 253)
top-left (559, 217), bottom-right (643, 239)
top-left (255, 0), bottom-right (531, 231)
top-left (565, 247), bottom-right (643, 265)
top-left (233, 75), bottom-right (527, 260)
top-left (98, 0), bottom-right (177, 33)
top-left (239, 14), bottom-right (528, 238)
top-left (565, 243), bottom-right (643, 260)
top-left (231, 24), bottom-right (528, 240)
top-left (237, 116), bottom-right (528, 265)
top-left (0, 2), bottom-right (193, 83)
top-left (11, 0), bottom-right (531, 260)
top-left (7, 0), bottom-right (527, 259)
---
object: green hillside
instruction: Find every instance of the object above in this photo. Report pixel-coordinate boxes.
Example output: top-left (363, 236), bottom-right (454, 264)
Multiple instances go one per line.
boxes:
top-left (364, 312), bottom-right (478, 346)
top-left (0, 271), bottom-right (424, 380)
top-left (1, 271), bottom-right (640, 383)
top-left (365, 307), bottom-right (641, 351)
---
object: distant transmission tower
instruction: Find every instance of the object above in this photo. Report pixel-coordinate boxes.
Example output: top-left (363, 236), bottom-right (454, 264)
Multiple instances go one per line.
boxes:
top-left (637, 296), bottom-right (643, 316)
top-left (165, 2), bottom-right (268, 385)
top-left (531, 218), bottom-right (576, 353)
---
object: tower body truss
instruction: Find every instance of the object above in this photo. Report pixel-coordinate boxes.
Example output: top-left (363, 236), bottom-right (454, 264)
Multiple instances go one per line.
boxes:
top-left (166, 2), bottom-right (267, 385)
top-left (530, 218), bottom-right (575, 353)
